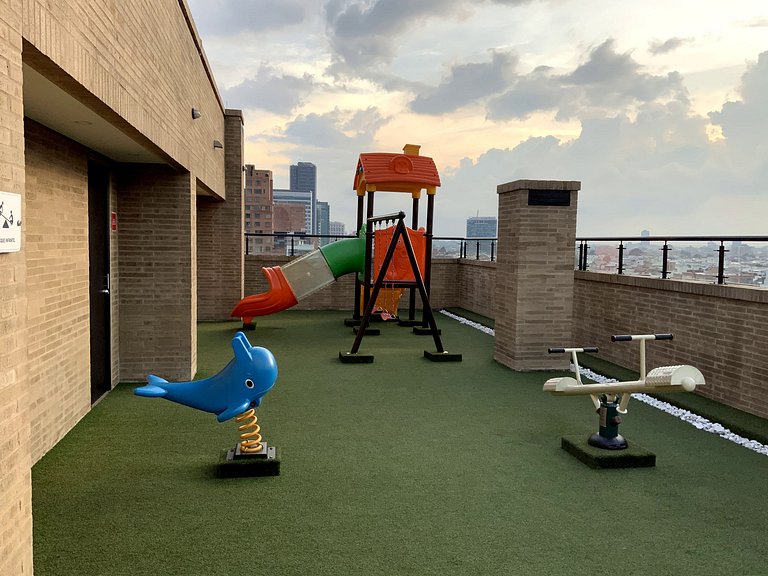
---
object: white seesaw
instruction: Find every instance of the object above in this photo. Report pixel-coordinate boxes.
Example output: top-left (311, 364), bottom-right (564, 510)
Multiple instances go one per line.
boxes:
top-left (543, 333), bottom-right (705, 449)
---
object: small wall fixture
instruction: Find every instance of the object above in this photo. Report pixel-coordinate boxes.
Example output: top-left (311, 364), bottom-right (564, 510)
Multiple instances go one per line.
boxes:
top-left (213, 140), bottom-right (223, 149)
top-left (192, 107), bottom-right (202, 119)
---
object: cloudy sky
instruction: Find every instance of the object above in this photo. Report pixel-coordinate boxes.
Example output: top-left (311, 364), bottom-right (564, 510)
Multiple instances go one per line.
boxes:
top-left (187, 0), bottom-right (767, 237)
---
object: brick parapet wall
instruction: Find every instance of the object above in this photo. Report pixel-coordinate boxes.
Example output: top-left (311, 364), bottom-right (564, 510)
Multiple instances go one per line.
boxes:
top-left (573, 271), bottom-right (768, 419)
top-left (457, 260), bottom-right (496, 319)
top-left (0, 2), bottom-right (32, 573)
top-left (197, 110), bottom-right (244, 320)
top-left (116, 165), bottom-right (196, 381)
top-left (22, 0), bottom-right (226, 195)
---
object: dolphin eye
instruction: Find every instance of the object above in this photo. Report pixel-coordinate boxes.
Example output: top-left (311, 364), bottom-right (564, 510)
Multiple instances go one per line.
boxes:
top-left (245, 379), bottom-right (254, 389)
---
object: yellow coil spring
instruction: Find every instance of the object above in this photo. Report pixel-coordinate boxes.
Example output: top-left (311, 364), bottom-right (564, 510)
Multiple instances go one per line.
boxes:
top-left (235, 408), bottom-right (262, 453)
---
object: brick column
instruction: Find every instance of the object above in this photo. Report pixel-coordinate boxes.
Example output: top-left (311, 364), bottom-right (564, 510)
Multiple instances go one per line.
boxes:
top-left (494, 180), bottom-right (580, 371)
top-left (116, 165), bottom-right (197, 381)
top-left (0, 2), bottom-right (33, 574)
top-left (197, 109), bottom-right (244, 320)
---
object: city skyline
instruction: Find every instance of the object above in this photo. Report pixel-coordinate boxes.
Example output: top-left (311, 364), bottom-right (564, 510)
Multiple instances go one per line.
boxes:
top-left (188, 0), bottom-right (767, 236)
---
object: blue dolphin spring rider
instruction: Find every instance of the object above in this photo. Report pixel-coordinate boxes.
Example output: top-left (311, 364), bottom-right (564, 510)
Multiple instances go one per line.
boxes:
top-left (134, 332), bottom-right (280, 474)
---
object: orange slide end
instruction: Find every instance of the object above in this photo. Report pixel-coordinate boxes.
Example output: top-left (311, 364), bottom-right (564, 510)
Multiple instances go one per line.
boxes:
top-left (231, 266), bottom-right (299, 321)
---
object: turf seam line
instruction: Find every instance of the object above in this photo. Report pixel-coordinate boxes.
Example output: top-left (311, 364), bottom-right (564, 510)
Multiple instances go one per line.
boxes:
top-left (438, 308), bottom-right (768, 457)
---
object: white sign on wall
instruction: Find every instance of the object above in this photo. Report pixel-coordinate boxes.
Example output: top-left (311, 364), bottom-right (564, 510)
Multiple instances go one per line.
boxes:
top-left (0, 191), bottom-right (22, 253)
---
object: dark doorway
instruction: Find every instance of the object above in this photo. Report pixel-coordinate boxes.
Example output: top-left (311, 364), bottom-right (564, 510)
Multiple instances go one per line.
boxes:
top-left (88, 161), bottom-right (112, 404)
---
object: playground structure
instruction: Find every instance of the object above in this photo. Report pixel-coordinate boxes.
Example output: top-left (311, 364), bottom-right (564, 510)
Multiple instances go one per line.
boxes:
top-left (339, 211), bottom-right (460, 363)
top-left (231, 144), bottom-right (460, 363)
top-left (231, 230), bottom-right (366, 322)
top-left (543, 333), bottom-right (705, 450)
top-left (338, 144), bottom-right (460, 362)
top-left (347, 143), bottom-right (440, 327)
top-left (230, 143), bottom-right (437, 324)
top-left (134, 332), bottom-right (280, 474)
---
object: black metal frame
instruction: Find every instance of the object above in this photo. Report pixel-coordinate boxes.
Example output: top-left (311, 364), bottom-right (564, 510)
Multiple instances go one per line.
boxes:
top-left (576, 235), bottom-right (768, 285)
top-left (348, 212), bottom-right (445, 355)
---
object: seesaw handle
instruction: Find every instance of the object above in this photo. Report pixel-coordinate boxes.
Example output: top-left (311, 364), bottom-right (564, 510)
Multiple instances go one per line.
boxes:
top-left (548, 347), bottom-right (599, 354)
top-left (611, 334), bottom-right (673, 342)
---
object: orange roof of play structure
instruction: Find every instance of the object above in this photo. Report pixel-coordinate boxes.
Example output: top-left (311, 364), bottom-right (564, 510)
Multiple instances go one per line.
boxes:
top-left (353, 144), bottom-right (441, 197)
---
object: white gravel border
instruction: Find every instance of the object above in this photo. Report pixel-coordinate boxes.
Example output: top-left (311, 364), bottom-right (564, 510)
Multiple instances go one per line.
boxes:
top-left (439, 309), bottom-right (768, 456)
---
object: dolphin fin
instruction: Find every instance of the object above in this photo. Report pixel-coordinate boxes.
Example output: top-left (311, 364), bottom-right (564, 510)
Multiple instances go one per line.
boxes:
top-left (217, 400), bottom-right (252, 423)
top-left (232, 332), bottom-right (254, 365)
top-left (134, 375), bottom-right (169, 397)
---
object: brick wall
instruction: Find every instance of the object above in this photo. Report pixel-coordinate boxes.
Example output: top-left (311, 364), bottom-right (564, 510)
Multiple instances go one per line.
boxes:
top-left (494, 180), bottom-right (580, 371)
top-left (24, 121), bottom-right (92, 461)
top-left (22, 0), bottom-right (226, 196)
top-left (116, 165), bottom-right (196, 381)
top-left (457, 260), bottom-right (496, 319)
top-left (574, 272), bottom-right (768, 419)
top-left (0, 1), bottom-right (31, 573)
top-left (198, 110), bottom-right (244, 320)
top-left (429, 259), bottom-right (459, 309)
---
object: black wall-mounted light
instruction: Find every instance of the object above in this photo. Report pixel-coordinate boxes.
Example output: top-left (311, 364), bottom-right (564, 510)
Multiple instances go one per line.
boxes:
top-left (213, 140), bottom-right (223, 149)
top-left (192, 108), bottom-right (202, 119)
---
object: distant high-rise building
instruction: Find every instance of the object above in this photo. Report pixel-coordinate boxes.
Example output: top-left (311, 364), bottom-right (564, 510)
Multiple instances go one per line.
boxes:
top-left (466, 216), bottom-right (497, 238)
top-left (243, 165), bottom-right (273, 253)
top-left (316, 201), bottom-right (330, 245)
top-left (273, 188), bottom-right (312, 233)
top-left (641, 229), bottom-right (650, 243)
top-left (329, 221), bottom-right (346, 237)
top-left (290, 162), bottom-right (317, 233)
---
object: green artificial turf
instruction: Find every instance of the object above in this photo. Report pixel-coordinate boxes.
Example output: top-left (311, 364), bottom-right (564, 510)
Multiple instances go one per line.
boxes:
top-left (32, 311), bottom-right (768, 576)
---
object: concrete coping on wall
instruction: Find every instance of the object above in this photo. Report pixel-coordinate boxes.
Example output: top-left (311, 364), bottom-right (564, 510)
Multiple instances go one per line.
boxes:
top-left (576, 270), bottom-right (768, 304)
top-left (497, 180), bottom-right (582, 194)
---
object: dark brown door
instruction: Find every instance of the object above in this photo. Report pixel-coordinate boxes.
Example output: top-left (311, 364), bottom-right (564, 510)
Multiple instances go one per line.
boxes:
top-left (88, 161), bottom-right (111, 404)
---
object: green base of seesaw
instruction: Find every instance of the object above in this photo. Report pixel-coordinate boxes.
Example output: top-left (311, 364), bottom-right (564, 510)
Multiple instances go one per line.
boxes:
top-left (217, 444), bottom-right (281, 477)
top-left (561, 435), bottom-right (656, 469)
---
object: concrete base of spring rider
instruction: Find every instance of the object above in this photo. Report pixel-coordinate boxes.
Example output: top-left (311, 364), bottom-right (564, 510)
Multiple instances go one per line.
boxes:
top-left (217, 442), bottom-right (280, 477)
top-left (561, 435), bottom-right (656, 469)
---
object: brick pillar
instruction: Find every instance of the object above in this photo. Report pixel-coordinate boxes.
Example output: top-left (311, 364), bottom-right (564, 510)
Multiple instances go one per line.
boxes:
top-left (116, 165), bottom-right (197, 380)
top-left (197, 109), bottom-right (244, 320)
top-left (0, 3), bottom-right (33, 574)
top-left (494, 180), bottom-right (580, 371)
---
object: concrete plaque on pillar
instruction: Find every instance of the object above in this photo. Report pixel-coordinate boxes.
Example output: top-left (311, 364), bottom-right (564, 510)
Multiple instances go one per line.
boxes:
top-left (494, 180), bottom-right (580, 371)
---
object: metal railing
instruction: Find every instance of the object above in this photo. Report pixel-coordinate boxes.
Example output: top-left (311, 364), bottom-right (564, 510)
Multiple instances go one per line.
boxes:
top-left (576, 235), bottom-right (768, 286)
top-left (245, 232), bottom-right (356, 256)
top-left (433, 237), bottom-right (497, 261)
top-left (245, 232), bottom-right (499, 261)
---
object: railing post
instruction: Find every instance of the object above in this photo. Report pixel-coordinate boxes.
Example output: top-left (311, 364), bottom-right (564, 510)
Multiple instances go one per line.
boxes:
top-left (716, 241), bottom-right (728, 284)
top-left (461, 240), bottom-right (466, 259)
top-left (475, 241), bottom-right (480, 260)
top-left (577, 242), bottom-right (584, 270)
top-left (580, 241), bottom-right (589, 270)
top-left (290, 235), bottom-right (295, 257)
top-left (617, 241), bottom-right (624, 274)
top-left (491, 241), bottom-right (495, 262)
top-left (245, 236), bottom-right (250, 256)
top-left (661, 241), bottom-right (670, 279)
